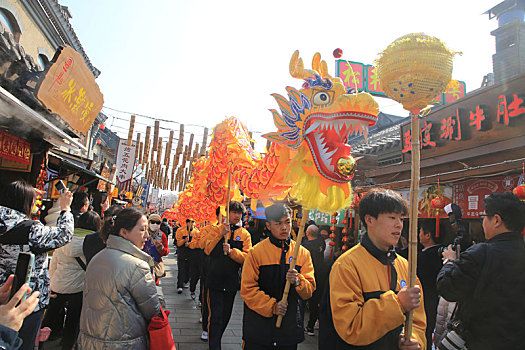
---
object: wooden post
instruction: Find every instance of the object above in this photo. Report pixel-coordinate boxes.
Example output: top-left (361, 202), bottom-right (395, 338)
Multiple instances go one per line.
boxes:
top-left (165, 130), bottom-right (174, 166)
top-left (249, 131), bottom-right (254, 149)
top-left (201, 128), bottom-right (209, 156)
top-left (405, 113), bottom-right (421, 338)
top-left (127, 115), bottom-right (135, 146)
top-left (138, 141), bottom-right (143, 165)
top-left (135, 132), bottom-right (141, 159)
top-left (223, 170), bottom-right (232, 254)
top-left (276, 207), bottom-right (309, 327)
top-left (152, 120), bottom-right (160, 152)
top-left (143, 126), bottom-right (151, 169)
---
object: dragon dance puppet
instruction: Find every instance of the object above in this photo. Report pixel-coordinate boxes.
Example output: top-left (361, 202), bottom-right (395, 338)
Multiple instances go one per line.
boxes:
top-left (171, 51), bottom-right (379, 223)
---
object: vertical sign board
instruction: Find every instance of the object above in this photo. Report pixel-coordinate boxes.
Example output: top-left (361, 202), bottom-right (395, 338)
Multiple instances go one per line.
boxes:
top-left (150, 187), bottom-right (159, 206)
top-left (36, 46), bottom-right (104, 135)
top-left (115, 139), bottom-right (137, 192)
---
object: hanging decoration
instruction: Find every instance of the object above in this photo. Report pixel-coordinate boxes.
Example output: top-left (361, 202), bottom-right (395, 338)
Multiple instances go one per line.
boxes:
top-left (513, 163), bottom-right (525, 201)
top-left (341, 209), bottom-right (352, 252)
top-left (377, 32), bottom-right (457, 340)
top-left (430, 178), bottom-right (446, 237)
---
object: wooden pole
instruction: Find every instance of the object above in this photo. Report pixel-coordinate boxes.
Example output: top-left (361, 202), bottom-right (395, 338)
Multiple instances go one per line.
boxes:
top-left (127, 115), bottom-right (135, 146)
top-left (135, 132), bottom-right (141, 159)
top-left (152, 120), bottom-right (160, 152)
top-left (224, 170), bottom-right (232, 254)
top-left (405, 113), bottom-right (421, 338)
top-left (276, 207), bottom-right (309, 327)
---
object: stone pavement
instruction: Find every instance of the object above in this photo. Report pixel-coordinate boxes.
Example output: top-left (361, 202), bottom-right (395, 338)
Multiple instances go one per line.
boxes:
top-left (161, 241), bottom-right (318, 350)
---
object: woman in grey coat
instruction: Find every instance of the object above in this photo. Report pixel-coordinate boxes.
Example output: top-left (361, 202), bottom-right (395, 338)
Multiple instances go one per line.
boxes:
top-left (78, 207), bottom-right (161, 349)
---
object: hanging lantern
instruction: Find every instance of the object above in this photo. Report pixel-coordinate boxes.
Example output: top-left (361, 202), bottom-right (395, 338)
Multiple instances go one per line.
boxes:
top-left (342, 227), bottom-right (348, 234)
top-left (329, 233), bottom-right (336, 240)
top-left (514, 184), bottom-right (525, 200)
top-left (342, 219), bottom-right (348, 224)
top-left (329, 241), bottom-right (336, 247)
top-left (99, 123), bottom-right (105, 130)
top-left (341, 244), bottom-right (349, 252)
top-left (331, 218), bottom-right (338, 224)
top-left (514, 163), bottom-right (525, 200)
top-left (330, 226), bottom-right (336, 232)
top-left (341, 235), bottom-right (348, 243)
top-left (96, 139), bottom-right (101, 145)
top-left (431, 197), bottom-right (445, 209)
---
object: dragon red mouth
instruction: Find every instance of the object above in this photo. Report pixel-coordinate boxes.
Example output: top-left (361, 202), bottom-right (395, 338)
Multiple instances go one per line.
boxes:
top-left (303, 112), bottom-right (375, 183)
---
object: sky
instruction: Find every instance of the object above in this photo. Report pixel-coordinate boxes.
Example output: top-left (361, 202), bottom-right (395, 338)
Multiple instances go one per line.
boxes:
top-left (61, 0), bottom-right (499, 153)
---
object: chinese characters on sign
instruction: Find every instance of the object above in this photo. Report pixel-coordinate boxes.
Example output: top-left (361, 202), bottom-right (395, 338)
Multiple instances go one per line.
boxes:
top-left (336, 60), bottom-right (364, 91)
top-left (402, 90), bottom-right (525, 153)
top-left (36, 46), bottom-right (104, 134)
top-left (116, 139), bottom-right (137, 192)
top-left (453, 175), bottom-right (519, 218)
top-left (0, 130), bottom-right (31, 165)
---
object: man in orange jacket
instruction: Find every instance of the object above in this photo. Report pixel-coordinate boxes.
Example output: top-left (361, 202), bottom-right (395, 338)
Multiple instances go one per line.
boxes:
top-left (241, 203), bottom-right (315, 349)
top-left (175, 219), bottom-right (199, 294)
top-left (204, 201), bottom-right (252, 350)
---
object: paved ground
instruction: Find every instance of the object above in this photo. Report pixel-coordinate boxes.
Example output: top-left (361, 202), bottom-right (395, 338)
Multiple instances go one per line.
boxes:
top-left (162, 241), bottom-right (318, 349)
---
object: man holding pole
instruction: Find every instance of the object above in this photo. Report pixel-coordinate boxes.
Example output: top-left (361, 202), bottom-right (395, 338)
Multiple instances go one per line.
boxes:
top-left (319, 188), bottom-right (426, 349)
top-left (241, 203), bottom-right (315, 350)
top-left (203, 201), bottom-right (252, 350)
top-left (175, 219), bottom-right (198, 294)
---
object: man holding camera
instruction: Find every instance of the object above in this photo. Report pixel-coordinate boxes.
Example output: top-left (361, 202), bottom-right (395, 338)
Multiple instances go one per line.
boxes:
top-left (437, 192), bottom-right (525, 349)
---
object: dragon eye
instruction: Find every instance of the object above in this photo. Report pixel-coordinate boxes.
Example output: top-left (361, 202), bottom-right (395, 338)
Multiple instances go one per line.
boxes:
top-left (313, 91), bottom-right (331, 105)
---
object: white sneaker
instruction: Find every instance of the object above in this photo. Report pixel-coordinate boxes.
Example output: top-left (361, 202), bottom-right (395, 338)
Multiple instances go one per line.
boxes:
top-left (191, 292), bottom-right (196, 300)
top-left (200, 331), bottom-right (208, 341)
top-left (177, 288), bottom-right (182, 294)
top-left (199, 317), bottom-right (202, 323)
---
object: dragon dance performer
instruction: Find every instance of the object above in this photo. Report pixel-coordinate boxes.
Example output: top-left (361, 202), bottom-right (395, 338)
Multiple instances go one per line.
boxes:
top-left (319, 189), bottom-right (426, 349)
top-left (175, 219), bottom-right (199, 294)
top-left (188, 210), bottom-right (219, 341)
top-left (241, 204), bottom-right (315, 350)
top-left (204, 201), bottom-right (252, 350)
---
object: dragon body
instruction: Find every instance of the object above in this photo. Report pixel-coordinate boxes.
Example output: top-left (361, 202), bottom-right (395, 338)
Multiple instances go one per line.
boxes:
top-left (171, 51), bottom-right (379, 222)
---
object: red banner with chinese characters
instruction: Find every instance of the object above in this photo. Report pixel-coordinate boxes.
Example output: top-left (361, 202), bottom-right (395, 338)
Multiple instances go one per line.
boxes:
top-left (0, 130), bottom-right (31, 165)
top-left (452, 175), bottom-right (520, 218)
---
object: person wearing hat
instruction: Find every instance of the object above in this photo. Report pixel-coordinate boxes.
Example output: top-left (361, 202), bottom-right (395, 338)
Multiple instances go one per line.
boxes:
top-left (176, 219), bottom-right (199, 293)
top-left (142, 214), bottom-right (169, 285)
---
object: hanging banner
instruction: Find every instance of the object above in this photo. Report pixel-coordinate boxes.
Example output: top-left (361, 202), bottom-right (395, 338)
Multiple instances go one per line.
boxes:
top-left (35, 46), bottom-right (104, 134)
top-left (308, 208), bottom-right (347, 227)
top-left (0, 130), bottom-right (31, 165)
top-left (452, 175), bottom-right (520, 218)
top-left (115, 138), bottom-right (137, 191)
top-left (397, 185), bottom-right (453, 219)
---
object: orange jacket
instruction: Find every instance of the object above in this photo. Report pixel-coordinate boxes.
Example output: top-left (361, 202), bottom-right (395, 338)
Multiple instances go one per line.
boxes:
top-left (175, 226), bottom-right (199, 248)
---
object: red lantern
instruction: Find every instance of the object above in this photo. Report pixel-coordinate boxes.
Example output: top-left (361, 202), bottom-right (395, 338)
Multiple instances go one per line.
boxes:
top-left (99, 123), bottom-right (105, 130)
top-left (96, 139), bottom-right (101, 145)
top-left (341, 244), bottom-right (349, 252)
top-left (332, 212), bottom-right (338, 217)
top-left (431, 197), bottom-right (445, 209)
top-left (329, 233), bottom-right (336, 240)
top-left (329, 241), bottom-right (336, 247)
top-left (341, 236), bottom-right (348, 243)
top-left (513, 184), bottom-right (525, 200)
top-left (342, 227), bottom-right (347, 234)
top-left (342, 219), bottom-right (348, 224)
top-left (330, 226), bottom-right (336, 232)
top-left (333, 48), bottom-right (343, 58)
top-left (330, 218), bottom-right (337, 224)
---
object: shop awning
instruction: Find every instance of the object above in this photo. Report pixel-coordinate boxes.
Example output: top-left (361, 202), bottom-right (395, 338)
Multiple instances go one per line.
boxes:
top-left (0, 86), bottom-right (87, 152)
top-left (49, 151), bottom-right (115, 186)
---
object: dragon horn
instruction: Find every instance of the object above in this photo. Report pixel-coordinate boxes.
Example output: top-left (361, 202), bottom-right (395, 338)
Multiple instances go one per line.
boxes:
top-left (312, 52), bottom-right (332, 78)
top-left (290, 50), bottom-right (315, 80)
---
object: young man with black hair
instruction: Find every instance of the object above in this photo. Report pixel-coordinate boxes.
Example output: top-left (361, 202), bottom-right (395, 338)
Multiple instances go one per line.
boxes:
top-left (204, 201), bottom-right (252, 350)
top-left (319, 188), bottom-right (426, 349)
top-left (175, 219), bottom-right (198, 294)
top-left (437, 192), bottom-right (525, 349)
top-left (241, 203), bottom-right (315, 350)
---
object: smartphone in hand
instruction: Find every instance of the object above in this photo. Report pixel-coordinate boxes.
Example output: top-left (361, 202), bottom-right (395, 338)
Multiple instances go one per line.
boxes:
top-left (55, 180), bottom-right (66, 194)
top-left (9, 252), bottom-right (35, 303)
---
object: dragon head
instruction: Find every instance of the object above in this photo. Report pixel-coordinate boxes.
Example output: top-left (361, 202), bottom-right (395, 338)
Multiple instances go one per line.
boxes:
top-left (264, 51), bottom-right (379, 184)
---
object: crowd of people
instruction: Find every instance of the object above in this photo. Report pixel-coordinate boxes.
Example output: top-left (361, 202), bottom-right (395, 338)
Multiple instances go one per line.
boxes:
top-left (0, 179), bottom-right (524, 349)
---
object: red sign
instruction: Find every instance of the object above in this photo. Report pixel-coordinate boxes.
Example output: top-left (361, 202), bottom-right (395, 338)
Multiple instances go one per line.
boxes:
top-left (452, 175), bottom-right (520, 218)
top-left (444, 81), bottom-right (466, 104)
top-left (336, 60), bottom-right (364, 91)
top-left (0, 130), bottom-right (31, 165)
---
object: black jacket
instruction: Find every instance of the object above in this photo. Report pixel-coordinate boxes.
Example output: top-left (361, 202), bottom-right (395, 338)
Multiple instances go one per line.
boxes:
top-left (302, 236), bottom-right (327, 285)
top-left (437, 231), bottom-right (525, 349)
top-left (82, 232), bottom-right (106, 265)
